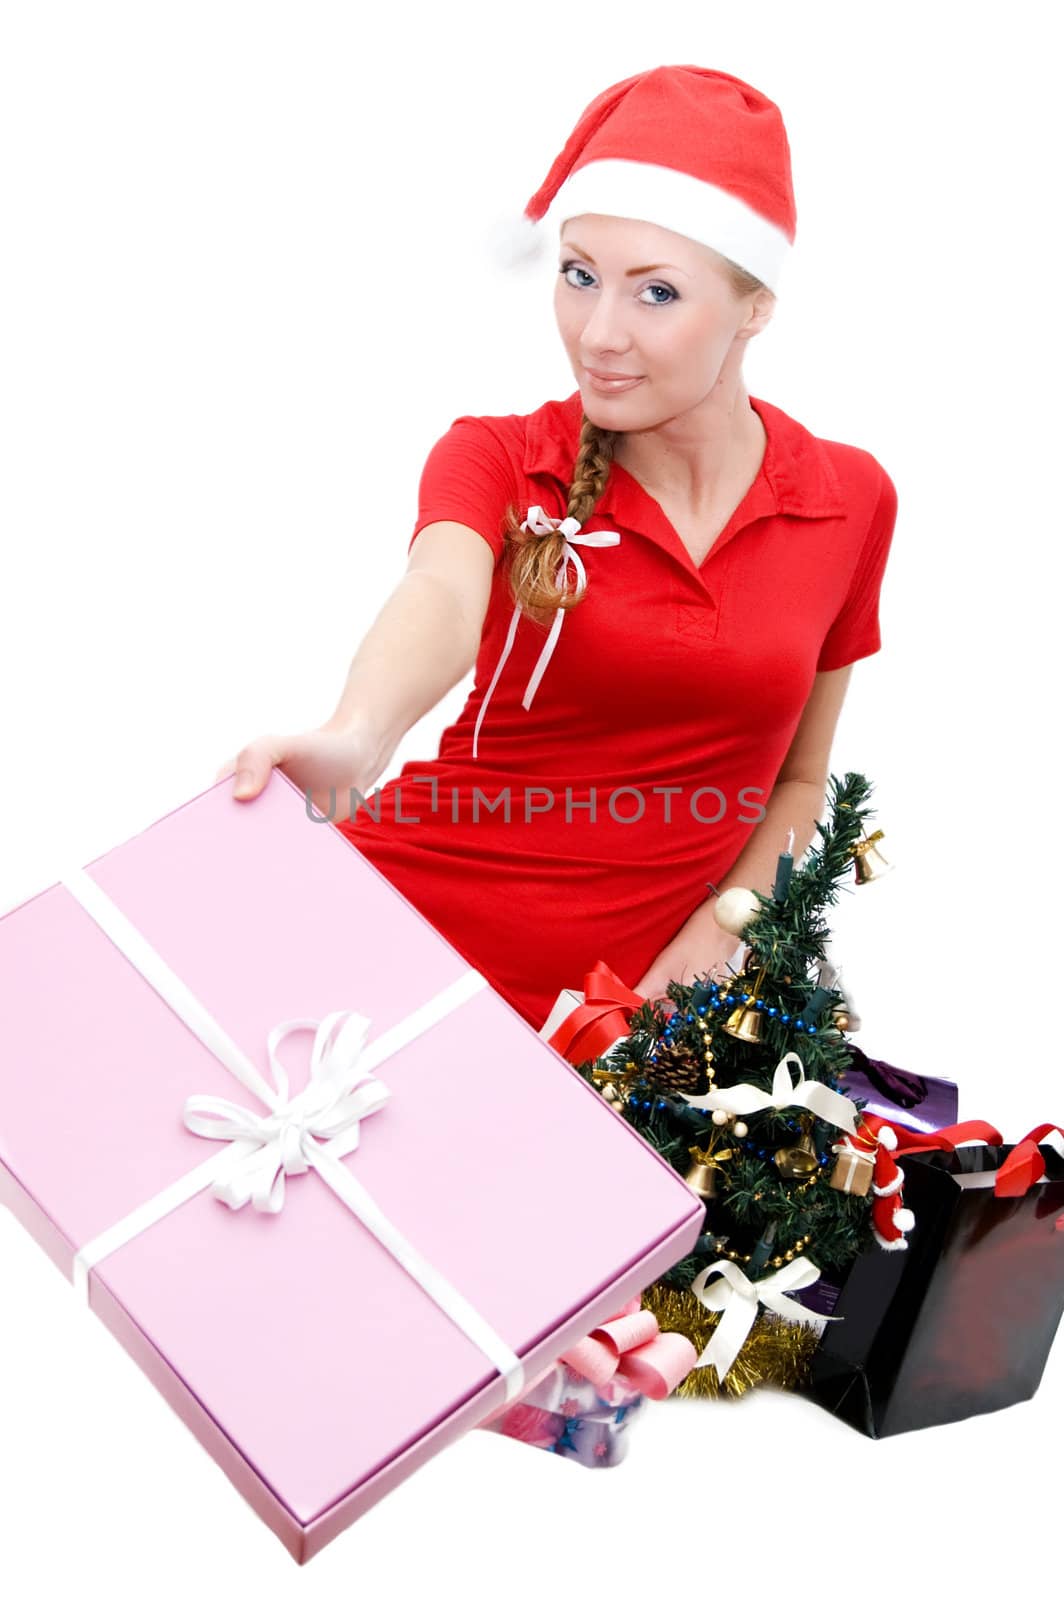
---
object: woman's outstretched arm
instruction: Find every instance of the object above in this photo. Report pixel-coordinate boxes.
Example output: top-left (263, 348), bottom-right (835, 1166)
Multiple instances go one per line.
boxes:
top-left (324, 520), bottom-right (497, 782)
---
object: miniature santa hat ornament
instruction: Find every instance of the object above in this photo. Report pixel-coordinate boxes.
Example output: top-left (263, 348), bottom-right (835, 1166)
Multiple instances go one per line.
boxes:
top-left (837, 1112), bottom-right (917, 1252)
top-left (490, 64), bottom-right (796, 294)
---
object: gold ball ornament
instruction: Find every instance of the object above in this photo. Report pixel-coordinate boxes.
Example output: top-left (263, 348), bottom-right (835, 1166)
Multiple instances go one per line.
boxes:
top-left (600, 1082), bottom-right (627, 1115)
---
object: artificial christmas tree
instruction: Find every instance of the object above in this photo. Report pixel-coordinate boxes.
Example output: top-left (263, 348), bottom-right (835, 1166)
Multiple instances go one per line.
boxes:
top-left (542, 770), bottom-right (1064, 1430)
top-left (549, 772), bottom-right (899, 1397)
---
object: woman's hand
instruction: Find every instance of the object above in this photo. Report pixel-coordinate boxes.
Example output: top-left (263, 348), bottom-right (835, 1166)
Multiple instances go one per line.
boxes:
top-left (213, 714), bottom-right (386, 826)
top-left (632, 920), bottom-right (744, 1007)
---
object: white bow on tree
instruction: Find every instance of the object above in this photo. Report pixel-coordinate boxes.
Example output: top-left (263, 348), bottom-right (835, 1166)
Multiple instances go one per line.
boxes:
top-left (689, 1257), bottom-right (839, 1380)
top-left (681, 1049), bottom-right (859, 1135)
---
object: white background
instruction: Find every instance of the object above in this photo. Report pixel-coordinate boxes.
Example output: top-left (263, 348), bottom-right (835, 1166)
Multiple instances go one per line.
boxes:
top-left (2, 1), bottom-right (1061, 1591)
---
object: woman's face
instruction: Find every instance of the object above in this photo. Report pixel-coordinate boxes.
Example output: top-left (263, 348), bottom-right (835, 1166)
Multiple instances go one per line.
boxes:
top-left (553, 213), bottom-right (773, 428)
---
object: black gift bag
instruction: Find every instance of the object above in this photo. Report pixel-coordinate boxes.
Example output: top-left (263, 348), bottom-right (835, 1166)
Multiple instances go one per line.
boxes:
top-left (806, 1124), bottom-right (1064, 1437)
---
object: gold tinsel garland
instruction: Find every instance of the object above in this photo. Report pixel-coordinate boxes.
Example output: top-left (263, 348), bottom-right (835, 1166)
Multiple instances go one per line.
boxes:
top-left (640, 1282), bottom-right (821, 1399)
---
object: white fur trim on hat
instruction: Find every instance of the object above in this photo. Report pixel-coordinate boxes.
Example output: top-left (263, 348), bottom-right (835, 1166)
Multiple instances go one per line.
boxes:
top-left (546, 158), bottom-right (791, 293)
top-left (872, 1170), bottom-right (905, 1198)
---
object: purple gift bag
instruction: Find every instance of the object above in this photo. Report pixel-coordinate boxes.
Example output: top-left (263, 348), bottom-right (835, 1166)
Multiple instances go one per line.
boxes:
top-left (838, 1041), bottom-right (959, 1134)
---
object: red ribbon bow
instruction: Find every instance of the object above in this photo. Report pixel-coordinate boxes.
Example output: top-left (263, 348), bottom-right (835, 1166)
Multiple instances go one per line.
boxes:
top-left (546, 960), bottom-right (646, 1063)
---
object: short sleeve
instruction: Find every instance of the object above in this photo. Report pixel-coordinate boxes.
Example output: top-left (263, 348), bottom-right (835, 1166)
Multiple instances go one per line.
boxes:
top-left (407, 415), bottom-right (518, 562)
top-left (816, 463), bottom-right (898, 671)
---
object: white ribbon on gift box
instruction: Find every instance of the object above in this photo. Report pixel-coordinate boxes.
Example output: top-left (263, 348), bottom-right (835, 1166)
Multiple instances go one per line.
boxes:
top-left (59, 865), bottom-right (529, 1402)
top-left (688, 1257), bottom-right (841, 1381)
top-left (680, 1049), bottom-right (860, 1135)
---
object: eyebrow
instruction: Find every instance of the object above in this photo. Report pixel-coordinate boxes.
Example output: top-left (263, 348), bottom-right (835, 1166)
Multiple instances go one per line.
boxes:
top-left (561, 243), bottom-right (691, 278)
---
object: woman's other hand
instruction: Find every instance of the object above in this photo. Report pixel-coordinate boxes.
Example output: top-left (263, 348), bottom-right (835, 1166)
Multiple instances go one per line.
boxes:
top-left (213, 714), bottom-right (385, 826)
top-left (632, 924), bottom-right (743, 1006)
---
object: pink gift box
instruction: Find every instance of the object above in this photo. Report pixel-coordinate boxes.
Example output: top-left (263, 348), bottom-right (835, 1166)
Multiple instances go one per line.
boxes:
top-left (0, 771), bottom-right (703, 1563)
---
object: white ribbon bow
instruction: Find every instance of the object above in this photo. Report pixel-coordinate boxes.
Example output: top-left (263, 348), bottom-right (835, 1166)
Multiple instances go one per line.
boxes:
top-left (689, 1257), bottom-right (840, 1381)
top-left (681, 1050), bottom-right (859, 1135)
top-left (471, 505), bottom-right (621, 759)
top-left (183, 1011), bottom-right (388, 1214)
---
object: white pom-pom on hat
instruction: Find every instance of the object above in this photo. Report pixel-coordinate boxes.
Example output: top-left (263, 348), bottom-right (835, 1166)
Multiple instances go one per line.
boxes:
top-left (894, 1208), bottom-right (916, 1233)
top-left (486, 211), bottom-right (547, 269)
top-left (876, 1125), bottom-right (898, 1151)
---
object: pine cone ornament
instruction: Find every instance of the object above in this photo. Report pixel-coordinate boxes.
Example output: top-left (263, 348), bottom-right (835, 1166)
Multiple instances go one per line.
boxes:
top-left (644, 1041), bottom-right (709, 1096)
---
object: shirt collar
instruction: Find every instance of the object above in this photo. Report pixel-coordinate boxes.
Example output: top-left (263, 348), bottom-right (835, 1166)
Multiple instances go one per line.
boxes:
top-left (522, 389), bottom-right (847, 520)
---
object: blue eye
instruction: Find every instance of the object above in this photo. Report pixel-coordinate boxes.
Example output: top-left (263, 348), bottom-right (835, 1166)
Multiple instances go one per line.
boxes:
top-left (558, 261), bottom-right (678, 304)
top-left (559, 262), bottom-right (595, 289)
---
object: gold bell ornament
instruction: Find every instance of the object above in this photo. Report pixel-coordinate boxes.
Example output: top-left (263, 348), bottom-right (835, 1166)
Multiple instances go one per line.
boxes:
top-left (850, 829), bottom-right (893, 885)
top-left (723, 964), bottom-right (766, 1044)
top-left (684, 1140), bottom-right (734, 1200)
top-left (773, 1116), bottom-right (820, 1179)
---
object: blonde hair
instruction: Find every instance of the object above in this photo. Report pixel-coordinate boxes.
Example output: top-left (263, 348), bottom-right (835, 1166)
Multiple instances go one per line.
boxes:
top-left (502, 255), bottom-right (767, 625)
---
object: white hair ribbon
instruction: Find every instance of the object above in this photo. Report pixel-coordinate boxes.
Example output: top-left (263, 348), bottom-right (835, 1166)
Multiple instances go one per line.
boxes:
top-left (680, 1050), bottom-right (859, 1136)
top-left (689, 1257), bottom-right (840, 1381)
top-left (471, 505), bottom-right (621, 759)
top-left (58, 864), bottom-right (528, 1403)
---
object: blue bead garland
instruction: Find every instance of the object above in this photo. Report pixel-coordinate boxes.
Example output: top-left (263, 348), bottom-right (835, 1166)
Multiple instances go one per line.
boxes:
top-left (636, 981), bottom-right (822, 1132)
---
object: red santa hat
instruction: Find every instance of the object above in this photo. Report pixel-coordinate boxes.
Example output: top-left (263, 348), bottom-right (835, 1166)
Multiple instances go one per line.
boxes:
top-left (492, 64), bottom-right (796, 294)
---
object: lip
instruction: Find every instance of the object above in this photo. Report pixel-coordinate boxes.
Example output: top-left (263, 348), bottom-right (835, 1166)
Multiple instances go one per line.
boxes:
top-left (582, 367), bottom-right (644, 392)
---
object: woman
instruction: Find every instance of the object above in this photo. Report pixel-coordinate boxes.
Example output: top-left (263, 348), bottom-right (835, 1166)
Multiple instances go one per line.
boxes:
top-left (217, 65), bottom-right (897, 1033)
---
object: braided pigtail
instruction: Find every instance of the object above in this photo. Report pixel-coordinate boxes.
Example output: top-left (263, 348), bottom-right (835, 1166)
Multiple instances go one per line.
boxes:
top-left (501, 414), bottom-right (618, 625)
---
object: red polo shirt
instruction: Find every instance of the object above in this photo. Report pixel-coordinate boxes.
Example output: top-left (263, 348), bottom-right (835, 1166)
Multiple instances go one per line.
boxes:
top-left (335, 389), bottom-right (897, 1030)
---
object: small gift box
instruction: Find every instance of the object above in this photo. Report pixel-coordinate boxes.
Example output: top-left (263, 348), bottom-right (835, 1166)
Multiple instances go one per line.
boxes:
top-left (0, 773), bottom-right (704, 1562)
top-left (805, 1119), bottom-right (1064, 1435)
top-left (539, 965), bottom-right (648, 1064)
top-left (476, 1295), bottom-right (697, 1467)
